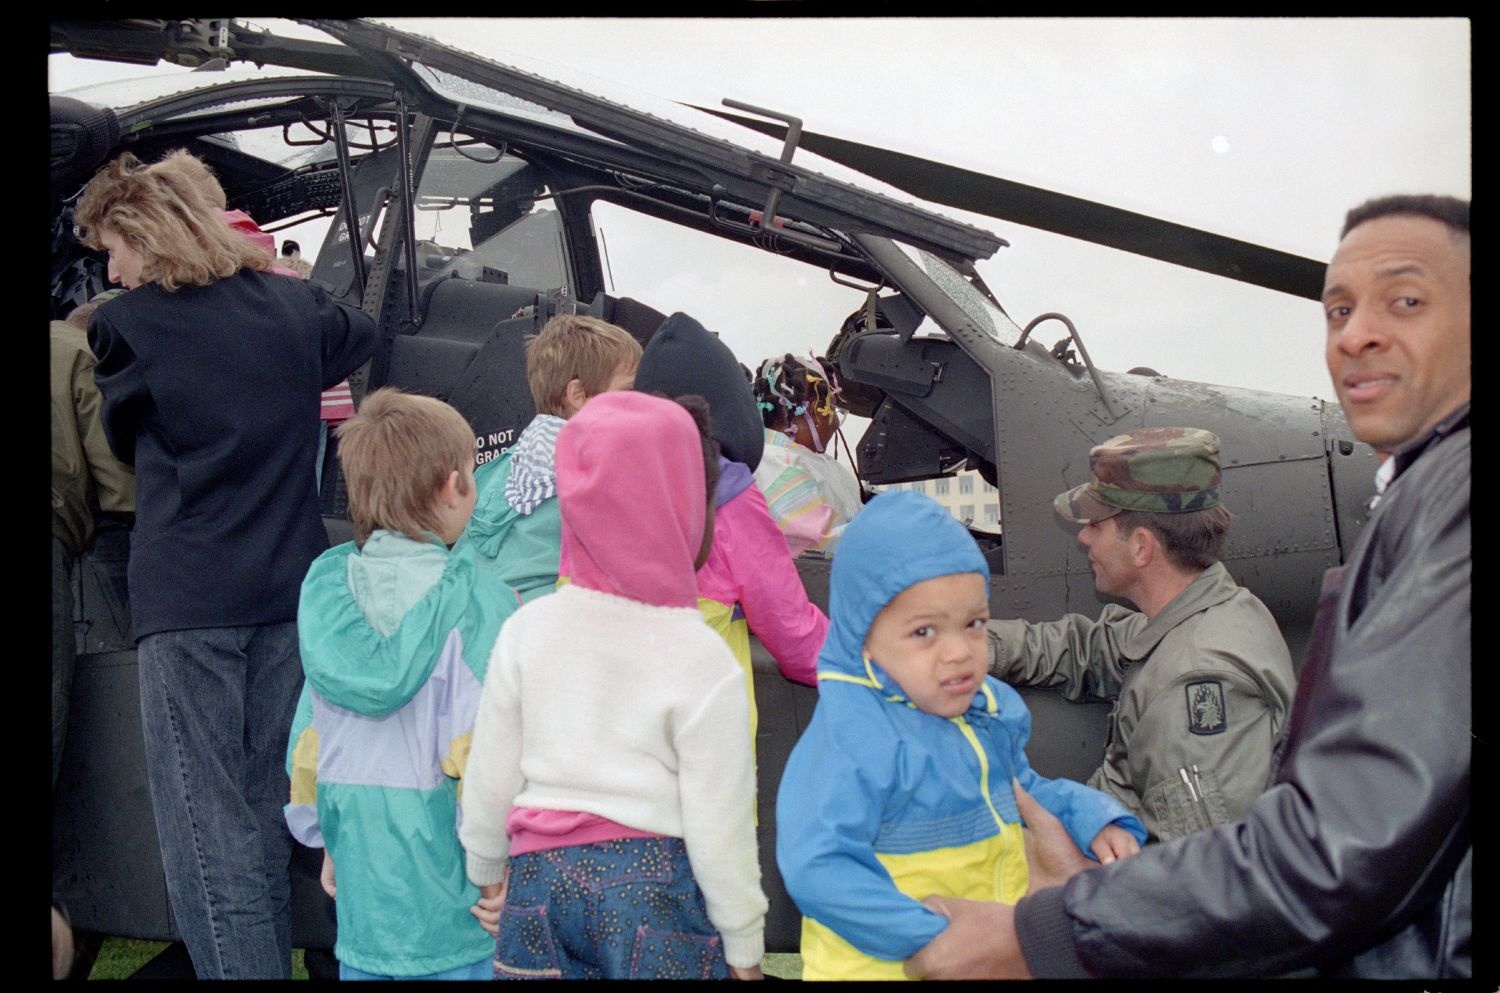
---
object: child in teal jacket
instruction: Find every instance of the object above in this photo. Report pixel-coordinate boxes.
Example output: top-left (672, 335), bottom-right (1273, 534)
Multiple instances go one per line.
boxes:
top-left (455, 314), bottom-right (640, 602)
top-left (285, 388), bottom-right (519, 979)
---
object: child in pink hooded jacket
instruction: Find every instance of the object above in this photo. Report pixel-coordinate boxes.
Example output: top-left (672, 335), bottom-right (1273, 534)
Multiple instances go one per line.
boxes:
top-left (459, 391), bottom-right (767, 980)
top-left (631, 313), bottom-right (828, 742)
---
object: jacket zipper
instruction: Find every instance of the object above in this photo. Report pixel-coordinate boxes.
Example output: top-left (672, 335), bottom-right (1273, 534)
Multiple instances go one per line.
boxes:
top-left (953, 716), bottom-right (1007, 834)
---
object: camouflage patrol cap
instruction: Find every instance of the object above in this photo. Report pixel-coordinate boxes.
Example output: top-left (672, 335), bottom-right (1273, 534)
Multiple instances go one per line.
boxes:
top-left (1054, 427), bottom-right (1222, 524)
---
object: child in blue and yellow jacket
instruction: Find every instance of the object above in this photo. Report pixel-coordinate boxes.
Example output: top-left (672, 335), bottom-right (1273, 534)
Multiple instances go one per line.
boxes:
top-left (284, 388), bottom-right (520, 980)
top-left (776, 491), bottom-right (1146, 980)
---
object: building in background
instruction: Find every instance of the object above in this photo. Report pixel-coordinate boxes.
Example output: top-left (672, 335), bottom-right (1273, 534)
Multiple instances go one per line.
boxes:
top-left (875, 470), bottom-right (1000, 533)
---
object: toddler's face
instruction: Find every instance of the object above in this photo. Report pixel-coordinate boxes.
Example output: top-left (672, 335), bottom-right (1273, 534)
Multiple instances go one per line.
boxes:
top-left (863, 572), bottom-right (989, 718)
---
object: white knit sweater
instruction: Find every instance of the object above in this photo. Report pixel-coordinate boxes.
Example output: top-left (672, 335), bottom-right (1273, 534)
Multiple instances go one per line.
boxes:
top-left (459, 582), bottom-right (767, 968)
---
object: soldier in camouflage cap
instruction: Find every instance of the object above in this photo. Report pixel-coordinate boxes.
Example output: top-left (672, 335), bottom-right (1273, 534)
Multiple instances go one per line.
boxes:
top-left (1054, 427), bottom-right (1222, 524)
top-left (984, 425), bottom-right (1294, 846)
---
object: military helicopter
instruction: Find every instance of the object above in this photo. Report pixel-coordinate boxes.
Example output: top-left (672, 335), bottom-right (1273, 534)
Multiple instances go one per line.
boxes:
top-left (50, 17), bottom-right (1377, 973)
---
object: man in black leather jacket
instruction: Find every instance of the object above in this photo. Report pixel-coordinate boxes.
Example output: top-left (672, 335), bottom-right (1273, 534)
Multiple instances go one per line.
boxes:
top-left (905, 194), bottom-right (1471, 979)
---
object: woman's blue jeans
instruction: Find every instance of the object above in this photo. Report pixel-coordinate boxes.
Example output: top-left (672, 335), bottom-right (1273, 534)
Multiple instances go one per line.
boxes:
top-left (136, 623), bottom-right (303, 979)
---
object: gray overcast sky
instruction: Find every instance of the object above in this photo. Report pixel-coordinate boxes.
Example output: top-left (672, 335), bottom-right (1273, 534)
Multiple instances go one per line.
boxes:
top-left (50, 17), bottom-right (1470, 403)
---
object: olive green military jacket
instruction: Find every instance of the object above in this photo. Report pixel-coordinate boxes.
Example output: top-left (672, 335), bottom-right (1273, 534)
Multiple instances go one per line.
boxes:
top-left (987, 562), bottom-right (1295, 842)
top-left (51, 319), bottom-right (135, 558)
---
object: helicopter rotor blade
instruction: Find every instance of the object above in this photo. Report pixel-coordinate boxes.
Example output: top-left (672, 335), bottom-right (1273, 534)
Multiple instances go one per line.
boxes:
top-left (693, 104), bottom-right (1326, 301)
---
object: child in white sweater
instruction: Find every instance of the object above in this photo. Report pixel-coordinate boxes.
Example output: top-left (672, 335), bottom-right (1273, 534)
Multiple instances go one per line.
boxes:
top-left (459, 391), bottom-right (767, 979)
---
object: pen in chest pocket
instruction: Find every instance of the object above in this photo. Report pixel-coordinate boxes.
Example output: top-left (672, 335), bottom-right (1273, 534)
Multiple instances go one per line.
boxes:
top-left (1179, 767), bottom-right (1200, 803)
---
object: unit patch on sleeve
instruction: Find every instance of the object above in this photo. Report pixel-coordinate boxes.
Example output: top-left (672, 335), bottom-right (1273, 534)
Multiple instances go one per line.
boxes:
top-left (1186, 680), bottom-right (1227, 735)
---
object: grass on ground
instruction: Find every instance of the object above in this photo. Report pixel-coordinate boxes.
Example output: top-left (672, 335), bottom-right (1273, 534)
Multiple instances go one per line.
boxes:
top-left (86, 939), bottom-right (308, 980)
top-left (763, 951), bottom-right (803, 979)
top-left (86, 938), bottom-right (166, 980)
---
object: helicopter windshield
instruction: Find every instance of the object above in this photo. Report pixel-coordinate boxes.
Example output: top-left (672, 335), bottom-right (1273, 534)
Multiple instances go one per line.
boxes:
top-left (406, 138), bottom-right (570, 293)
top-left (408, 61), bottom-right (592, 136)
top-left (885, 240), bottom-right (1024, 348)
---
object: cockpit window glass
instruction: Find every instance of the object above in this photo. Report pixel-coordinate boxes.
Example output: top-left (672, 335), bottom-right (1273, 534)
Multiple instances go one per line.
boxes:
top-left (153, 93), bottom-right (317, 121)
top-left (54, 67), bottom-right (291, 109)
top-left (193, 125), bottom-right (350, 172)
top-left (409, 138), bottom-right (567, 292)
top-left (411, 63), bottom-right (594, 136)
top-left (890, 241), bottom-right (1023, 347)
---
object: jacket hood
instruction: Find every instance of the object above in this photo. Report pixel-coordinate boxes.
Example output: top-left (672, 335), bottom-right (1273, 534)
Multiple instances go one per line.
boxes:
top-left (222, 209), bottom-right (275, 253)
top-left (221, 209), bottom-right (301, 278)
top-left (462, 451), bottom-right (524, 557)
top-left (503, 413), bottom-right (565, 514)
top-left (299, 539), bottom-right (506, 716)
top-left (716, 455), bottom-right (754, 506)
top-left (632, 311), bottom-right (764, 472)
top-left (555, 390), bottom-right (706, 608)
top-left (821, 490), bottom-right (989, 679)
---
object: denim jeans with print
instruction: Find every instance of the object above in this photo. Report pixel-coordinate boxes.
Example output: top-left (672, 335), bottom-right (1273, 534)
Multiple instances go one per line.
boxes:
top-left (137, 623), bottom-right (303, 979)
top-left (495, 837), bottom-right (730, 980)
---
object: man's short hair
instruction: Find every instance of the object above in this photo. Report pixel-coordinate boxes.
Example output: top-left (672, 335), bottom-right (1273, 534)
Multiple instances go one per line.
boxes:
top-left (335, 387), bottom-right (476, 548)
top-left (525, 314), bottom-right (642, 418)
top-left (1113, 504), bottom-right (1232, 572)
top-left (1341, 194), bottom-right (1470, 240)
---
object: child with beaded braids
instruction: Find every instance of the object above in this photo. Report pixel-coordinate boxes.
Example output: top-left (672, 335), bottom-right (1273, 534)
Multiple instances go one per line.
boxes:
top-left (751, 353), bottom-right (865, 556)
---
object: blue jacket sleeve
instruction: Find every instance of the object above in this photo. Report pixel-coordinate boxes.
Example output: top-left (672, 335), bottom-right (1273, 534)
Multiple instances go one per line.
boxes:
top-left (775, 689), bottom-right (948, 961)
top-left (986, 679), bottom-right (1146, 854)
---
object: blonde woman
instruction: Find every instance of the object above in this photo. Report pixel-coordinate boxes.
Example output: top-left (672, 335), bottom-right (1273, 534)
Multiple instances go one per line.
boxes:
top-left (72, 150), bottom-right (376, 979)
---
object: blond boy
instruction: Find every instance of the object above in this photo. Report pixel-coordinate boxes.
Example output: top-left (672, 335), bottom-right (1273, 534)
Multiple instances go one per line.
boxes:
top-left (285, 388), bottom-right (519, 980)
top-left (456, 314), bottom-right (641, 601)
